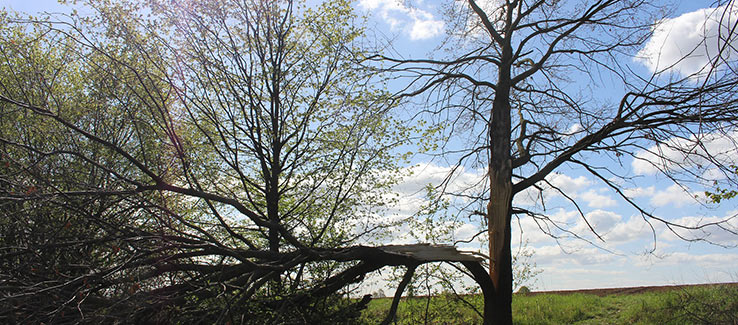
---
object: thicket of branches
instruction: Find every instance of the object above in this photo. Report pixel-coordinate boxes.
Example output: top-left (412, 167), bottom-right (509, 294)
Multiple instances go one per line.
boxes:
top-left (0, 0), bottom-right (472, 323)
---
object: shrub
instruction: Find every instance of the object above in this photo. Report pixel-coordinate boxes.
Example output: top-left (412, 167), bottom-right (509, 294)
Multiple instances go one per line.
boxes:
top-left (517, 286), bottom-right (531, 295)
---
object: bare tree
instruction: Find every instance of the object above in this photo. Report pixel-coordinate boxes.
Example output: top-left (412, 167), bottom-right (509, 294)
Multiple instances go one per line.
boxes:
top-left (376, 0), bottom-right (738, 323)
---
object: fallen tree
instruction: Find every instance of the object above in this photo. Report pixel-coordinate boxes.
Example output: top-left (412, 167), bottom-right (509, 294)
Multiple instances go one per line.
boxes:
top-left (0, 0), bottom-right (498, 323)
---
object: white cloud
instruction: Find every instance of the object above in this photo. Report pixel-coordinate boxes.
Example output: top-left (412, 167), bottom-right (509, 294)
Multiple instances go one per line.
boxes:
top-left (632, 130), bottom-right (738, 176)
top-left (623, 186), bottom-right (656, 198)
top-left (409, 13), bottom-right (444, 40)
top-left (564, 123), bottom-right (582, 138)
top-left (662, 212), bottom-right (738, 245)
top-left (537, 267), bottom-right (630, 290)
top-left (547, 173), bottom-right (592, 193)
top-left (637, 4), bottom-right (738, 78)
top-left (394, 163), bottom-right (485, 197)
top-left (580, 189), bottom-right (617, 208)
top-left (533, 244), bottom-right (620, 266)
top-left (453, 0), bottom-right (504, 40)
top-left (582, 209), bottom-right (622, 234)
top-left (385, 195), bottom-right (426, 215)
top-left (537, 251), bottom-right (738, 291)
top-left (565, 209), bottom-right (624, 241)
top-left (650, 184), bottom-right (698, 208)
top-left (634, 251), bottom-right (738, 269)
top-left (359, 0), bottom-right (445, 40)
top-left (519, 173), bottom-right (614, 209)
top-left (606, 215), bottom-right (655, 244)
top-left (702, 167), bottom-right (729, 182)
top-left (511, 209), bottom-right (579, 244)
top-left (549, 208), bottom-right (580, 223)
top-left (513, 186), bottom-right (542, 206)
top-left (514, 173), bottom-right (593, 207)
top-left (357, 0), bottom-right (385, 10)
top-left (454, 222), bottom-right (481, 240)
top-left (354, 163), bottom-right (486, 245)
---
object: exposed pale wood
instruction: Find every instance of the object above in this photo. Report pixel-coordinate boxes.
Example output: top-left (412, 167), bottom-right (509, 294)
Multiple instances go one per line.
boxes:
top-left (379, 244), bottom-right (484, 262)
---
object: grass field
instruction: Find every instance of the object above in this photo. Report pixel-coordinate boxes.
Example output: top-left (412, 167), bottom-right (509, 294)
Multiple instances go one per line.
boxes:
top-left (360, 283), bottom-right (738, 324)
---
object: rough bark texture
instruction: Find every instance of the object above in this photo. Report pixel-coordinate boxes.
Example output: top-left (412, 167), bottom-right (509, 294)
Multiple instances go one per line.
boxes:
top-left (487, 43), bottom-right (514, 324)
top-left (491, 211), bottom-right (513, 324)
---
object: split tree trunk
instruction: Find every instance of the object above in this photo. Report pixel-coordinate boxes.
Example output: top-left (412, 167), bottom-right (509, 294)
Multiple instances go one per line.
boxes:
top-left (486, 45), bottom-right (514, 324)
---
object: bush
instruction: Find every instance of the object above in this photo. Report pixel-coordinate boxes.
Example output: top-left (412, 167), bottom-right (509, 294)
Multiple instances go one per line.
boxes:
top-left (517, 286), bottom-right (531, 295)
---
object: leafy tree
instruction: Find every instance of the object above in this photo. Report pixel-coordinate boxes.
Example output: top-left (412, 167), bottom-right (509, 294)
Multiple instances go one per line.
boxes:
top-left (0, 0), bottom-right (440, 322)
top-left (377, 0), bottom-right (738, 323)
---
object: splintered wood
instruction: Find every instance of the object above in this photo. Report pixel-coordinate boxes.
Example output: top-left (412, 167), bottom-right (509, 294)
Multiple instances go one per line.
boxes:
top-left (379, 244), bottom-right (484, 262)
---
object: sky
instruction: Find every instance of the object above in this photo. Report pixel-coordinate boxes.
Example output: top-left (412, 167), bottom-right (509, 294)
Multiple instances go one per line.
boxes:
top-left (3, 0), bottom-right (738, 292)
top-left (0, 0), bottom-right (62, 14)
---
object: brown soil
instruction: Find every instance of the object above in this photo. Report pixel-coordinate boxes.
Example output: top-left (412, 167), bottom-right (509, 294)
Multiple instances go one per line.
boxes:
top-left (528, 282), bottom-right (738, 297)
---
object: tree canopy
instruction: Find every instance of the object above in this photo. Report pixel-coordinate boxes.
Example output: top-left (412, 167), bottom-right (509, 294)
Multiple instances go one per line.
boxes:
top-left (0, 0), bottom-right (436, 322)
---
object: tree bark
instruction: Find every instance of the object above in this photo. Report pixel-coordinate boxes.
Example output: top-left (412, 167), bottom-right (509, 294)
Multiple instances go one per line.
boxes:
top-left (488, 210), bottom-right (513, 324)
top-left (487, 43), bottom-right (514, 324)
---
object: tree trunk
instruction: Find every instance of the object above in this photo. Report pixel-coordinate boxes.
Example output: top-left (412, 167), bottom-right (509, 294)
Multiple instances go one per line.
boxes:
top-left (487, 46), bottom-right (514, 323)
top-left (486, 209), bottom-right (513, 324)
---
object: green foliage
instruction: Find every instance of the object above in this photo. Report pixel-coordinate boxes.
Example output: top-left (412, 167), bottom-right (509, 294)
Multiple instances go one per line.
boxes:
top-left (517, 286), bottom-right (531, 295)
top-left (0, 0), bottom-right (410, 323)
top-left (705, 165), bottom-right (738, 203)
top-left (145, 291), bottom-right (369, 324)
top-left (0, 12), bottom-right (196, 323)
top-left (359, 294), bottom-right (485, 325)
top-left (513, 240), bottom-right (543, 291)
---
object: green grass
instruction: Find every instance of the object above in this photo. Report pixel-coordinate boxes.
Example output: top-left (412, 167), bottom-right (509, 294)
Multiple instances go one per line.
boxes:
top-left (360, 284), bottom-right (738, 324)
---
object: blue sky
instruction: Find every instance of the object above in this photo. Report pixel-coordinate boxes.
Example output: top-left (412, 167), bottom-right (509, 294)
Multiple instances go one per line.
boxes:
top-left (0, 0), bottom-right (62, 14)
top-left (4, 0), bottom-right (738, 291)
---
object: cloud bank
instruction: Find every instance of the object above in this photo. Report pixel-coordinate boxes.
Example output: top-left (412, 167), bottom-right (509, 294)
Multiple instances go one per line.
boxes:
top-left (358, 0), bottom-right (444, 40)
top-left (637, 4), bottom-right (738, 78)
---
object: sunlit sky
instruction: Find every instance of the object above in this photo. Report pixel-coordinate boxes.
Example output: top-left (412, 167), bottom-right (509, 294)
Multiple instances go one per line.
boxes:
top-left (3, 0), bottom-right (738, 291)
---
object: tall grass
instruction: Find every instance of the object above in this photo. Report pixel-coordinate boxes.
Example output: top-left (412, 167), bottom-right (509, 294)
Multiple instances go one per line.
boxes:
top-left (360, 284), bottom-right (738, 324)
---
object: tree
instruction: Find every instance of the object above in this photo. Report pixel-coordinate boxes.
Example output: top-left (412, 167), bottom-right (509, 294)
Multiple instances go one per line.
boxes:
top-left (0, 0), bottom-right (414, 322)
top-left (377, 0), bottom-right (738, 323)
